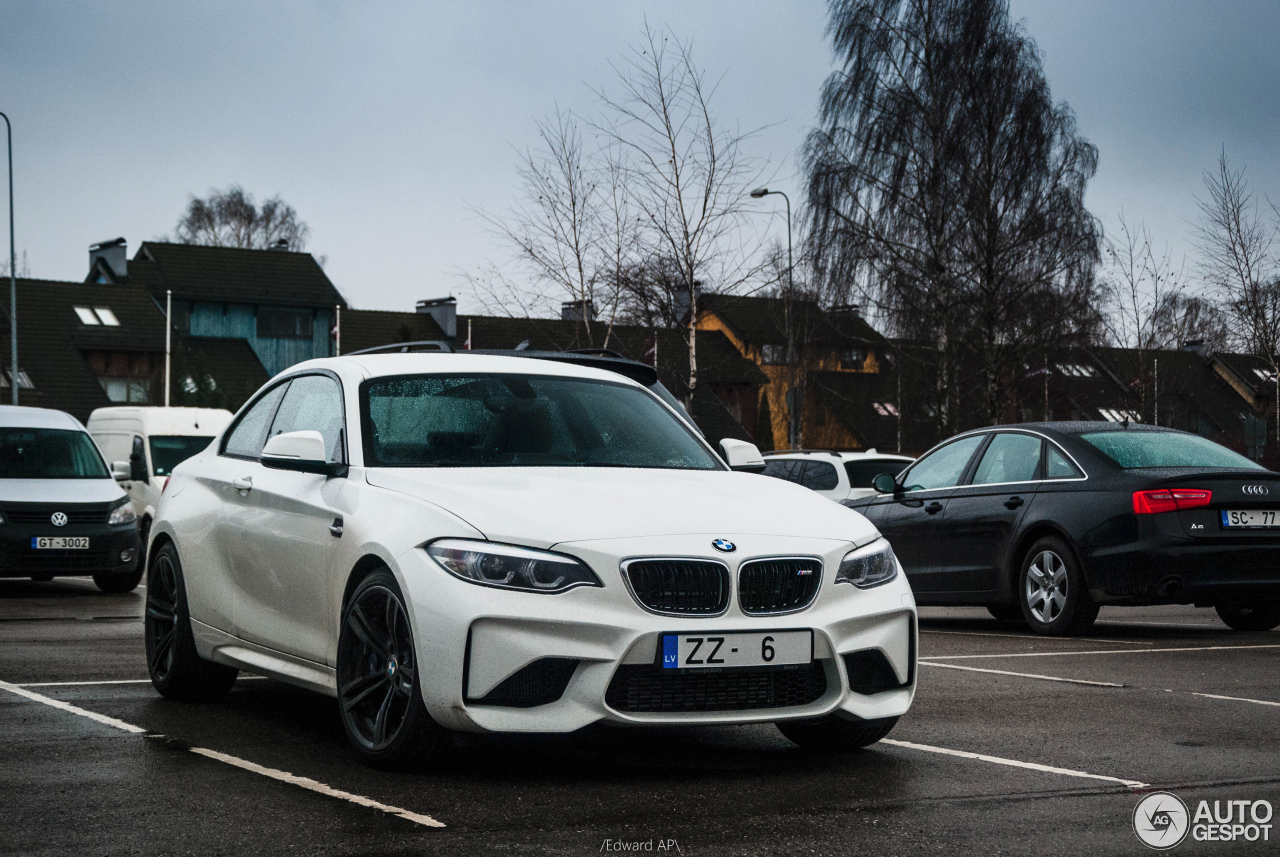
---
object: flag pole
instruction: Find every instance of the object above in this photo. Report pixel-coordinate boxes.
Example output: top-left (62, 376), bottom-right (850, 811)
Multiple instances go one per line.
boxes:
top-left (164, 289), bottom-right (171, 407)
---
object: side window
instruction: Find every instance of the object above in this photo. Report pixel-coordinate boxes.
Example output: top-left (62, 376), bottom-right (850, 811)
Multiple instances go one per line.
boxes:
top-left (972, 433), bottom-right (1042, 485)
top-left (1045, 444), bottom-right (1084, 480)
top-left (901, 435), bottom-right (985, 492)
top-left (223, 382), bottom-right (290, 460)
top-left (801, 461), bottom-right (840, 491)
top-left (267, 374), bottom-right (346, 463)
top-left (762, 459), bottom-right (795, 481)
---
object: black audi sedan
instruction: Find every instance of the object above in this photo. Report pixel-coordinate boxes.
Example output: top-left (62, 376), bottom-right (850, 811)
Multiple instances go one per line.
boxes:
top-left (846, 422), bottom-right (1280, 636)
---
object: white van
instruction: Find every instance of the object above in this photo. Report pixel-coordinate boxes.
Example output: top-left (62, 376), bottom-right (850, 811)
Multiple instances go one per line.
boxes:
top-left (0, 405), bottom-right (141, 591)
top-left (87, 407), bottom-right (234, 546)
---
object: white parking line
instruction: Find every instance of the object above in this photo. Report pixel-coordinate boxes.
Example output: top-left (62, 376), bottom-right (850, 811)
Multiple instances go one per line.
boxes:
top-left (879, 738), bottom-right (1148, 789)
top-left (926, 644), bottom-right (1280, 661)
top-left (918, 661), bottom-right (1125, 687)
top-left (921, 629), bottom-right (1152, 646)
top-left (0, 679), bottom-right (445, 829)
top-left (1192, 692), bottom-right (1280, 708)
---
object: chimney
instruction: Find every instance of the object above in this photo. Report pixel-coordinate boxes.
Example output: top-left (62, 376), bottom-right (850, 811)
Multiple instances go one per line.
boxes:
top-left (1182, 339), bottom-right (1207, 357)
top-left (89, 237), bottom-right (127, 280)
top-left (415, 296), bottom-right (457, 338)
top-left (561, 300), bottom-right (595, 322)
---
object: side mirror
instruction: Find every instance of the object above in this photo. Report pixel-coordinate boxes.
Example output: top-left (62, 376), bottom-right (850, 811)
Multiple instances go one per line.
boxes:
top-left (872, 473), bottom-right (898, 495)
top-left (111, 461), bottom-right (131, 482)
top-left (719, 438), bottom-right (766, 473)
top-left (128, 453), bottom-right (149, 483)
top-left (262, 430), bottom-right (343, 476)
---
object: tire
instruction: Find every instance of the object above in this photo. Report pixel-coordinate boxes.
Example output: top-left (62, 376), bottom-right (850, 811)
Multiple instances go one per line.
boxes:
top-left (777, 715), bottom-right (898, 751)
top-left (94, 568), bottom-right (143, 593)
top-left (1018, 537), bottom-right (1098, 637)
top-left (145, 542), bottom-right (238, 701)
top-left (1216, 602), bottom-right (1280, 632)
top-left (336, 569), bottom-right (448, 770)
top-left (987, 603), bottom-right (1024, 623)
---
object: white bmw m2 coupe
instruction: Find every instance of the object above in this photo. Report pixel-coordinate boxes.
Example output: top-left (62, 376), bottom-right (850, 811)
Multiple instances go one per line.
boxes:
top-left (147, 353), bottom-right (916, 767)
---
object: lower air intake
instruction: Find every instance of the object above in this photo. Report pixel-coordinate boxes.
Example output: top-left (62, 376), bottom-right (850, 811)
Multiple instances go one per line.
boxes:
top-left (605, 662), bottom-right (827, 713)
top-left (471, 658), bottom-right (578, 708)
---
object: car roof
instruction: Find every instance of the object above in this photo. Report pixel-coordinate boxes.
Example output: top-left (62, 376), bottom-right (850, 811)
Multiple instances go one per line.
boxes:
top-left (949, 421), bottom-right (1183, 443)
top-left (290, 352), bottom-right (649, 388)
top-left (763, 450), bottom-right (913, 462)
top-left (0, 405), bottom-right (86, 431)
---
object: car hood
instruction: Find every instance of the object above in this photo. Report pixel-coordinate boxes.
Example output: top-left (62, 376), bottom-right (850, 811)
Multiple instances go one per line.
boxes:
top-left (0, 478), bottom-right (126, 505)
top-left (365, 467), bottom-right (878, 548)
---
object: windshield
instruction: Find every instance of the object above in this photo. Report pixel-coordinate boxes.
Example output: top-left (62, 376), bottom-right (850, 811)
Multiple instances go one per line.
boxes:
top-left (149, 435), bottom-right (215, 476)
top-left (1080, 431), bottom-right (1265, 470)
top-left (362, 374), bottom-right (723, 470)
top-left (845, 459), bottom-right (910, 488)
top-left (0, 428), bottom-right (110, 479)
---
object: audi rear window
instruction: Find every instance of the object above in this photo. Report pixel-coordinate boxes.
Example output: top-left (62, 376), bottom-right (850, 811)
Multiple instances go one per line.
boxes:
top-left (1079, 431), bottom-right (1265, 470)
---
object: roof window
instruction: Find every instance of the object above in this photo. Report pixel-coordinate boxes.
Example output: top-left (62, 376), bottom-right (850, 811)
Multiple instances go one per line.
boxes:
top-left (74, 306), bottom-right (120, 326)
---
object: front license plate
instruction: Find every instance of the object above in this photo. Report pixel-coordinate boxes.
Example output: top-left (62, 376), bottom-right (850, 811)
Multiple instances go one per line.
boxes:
top-left (32, 537), bottom-right (90, 549)
top-left (661, 630), bottom-right (813, 669)
top-left (1221, 510), bottom-right (1280, 528)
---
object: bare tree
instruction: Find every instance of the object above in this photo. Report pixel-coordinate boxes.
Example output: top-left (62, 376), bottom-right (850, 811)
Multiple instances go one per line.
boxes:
top-left (804, 0), bottom-right (1100, 430)
top-left (467, 111), bottom-right (636, 347)
top-left (1194, 151), bottom-right (1280, 443)
top-left (174, 185), bottom-right (309, 251)
top-left (595, 24), bottom-right (768, 412)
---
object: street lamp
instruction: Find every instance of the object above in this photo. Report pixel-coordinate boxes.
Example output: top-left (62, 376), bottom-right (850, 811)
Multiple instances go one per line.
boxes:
top-left (1, 112), bottom-right (14, 405)
top-left (750, 187), bottom-right (800, 448)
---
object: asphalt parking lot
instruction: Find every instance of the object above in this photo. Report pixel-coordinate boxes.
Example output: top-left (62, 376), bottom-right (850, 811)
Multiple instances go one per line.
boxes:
top-left (1, 579), bottom-right (1276, 856)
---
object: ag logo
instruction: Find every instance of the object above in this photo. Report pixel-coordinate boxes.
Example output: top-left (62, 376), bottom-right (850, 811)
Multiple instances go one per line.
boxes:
top-left (711, 538), bottom-right (736, 553)
top-left (50, 512), bottom-right (68, 527)
top-left (1134, 792), bottom-right (1190, 849)
top-left (1243, 484), bottom-right (1270, 496)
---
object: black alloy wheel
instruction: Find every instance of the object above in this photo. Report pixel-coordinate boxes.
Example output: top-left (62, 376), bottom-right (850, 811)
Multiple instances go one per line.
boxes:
top-left (336, 570), bottom-right (446, 768)
top-left (144, 542), bottom-right (238, 701)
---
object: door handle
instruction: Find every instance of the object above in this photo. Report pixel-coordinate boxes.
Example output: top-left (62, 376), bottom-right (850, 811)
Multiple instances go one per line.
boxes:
top-left (925, 501), bottom-right (943, 514)
top-left (329, 516), bottom-right (344, 538)
top-left (1004, 496), bottom-right (1024, 509)
top-left (231, 476), bottom-right (253, 492)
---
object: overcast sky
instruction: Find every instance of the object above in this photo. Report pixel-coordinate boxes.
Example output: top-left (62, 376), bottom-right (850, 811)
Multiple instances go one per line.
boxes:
top-left (2, 1), bottom-right (1278, 313)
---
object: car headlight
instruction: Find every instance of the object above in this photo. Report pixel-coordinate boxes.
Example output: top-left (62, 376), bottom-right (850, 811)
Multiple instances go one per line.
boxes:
top-left (835, 538), bottom-right (898, 588)
top-left (108, 502), bottom-right (136, 526)
top-left (426, 539), bottom-right (602, 593)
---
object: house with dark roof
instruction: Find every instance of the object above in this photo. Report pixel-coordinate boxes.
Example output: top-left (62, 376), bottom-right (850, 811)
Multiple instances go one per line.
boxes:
top-left (697, 294), bottom-right (891, 451)
top-left (87, 239), bottom-right (346, 377)
top-left (0, 277), bottom-right (269, 422)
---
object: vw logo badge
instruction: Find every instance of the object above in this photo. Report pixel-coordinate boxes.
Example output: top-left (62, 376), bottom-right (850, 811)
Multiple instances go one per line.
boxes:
top-left (1243, 484), bottom-right (1270, 496)
top-left (711, 538), bottom-right (736, 553)
top-left (50, 512), bottom-right (68, 527)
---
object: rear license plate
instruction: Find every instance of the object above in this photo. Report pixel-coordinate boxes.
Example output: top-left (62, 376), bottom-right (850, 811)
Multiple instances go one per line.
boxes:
top-left (1221, 510), bottom-right (1280, 528)
top-left (32, 537), bottom-right (90, 549)
top-left (660, 630), bottom-right (813, 669)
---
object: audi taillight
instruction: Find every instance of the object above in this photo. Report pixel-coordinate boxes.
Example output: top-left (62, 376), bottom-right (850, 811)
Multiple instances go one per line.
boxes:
top-left (1132, 488), bottom-right (1212, 515)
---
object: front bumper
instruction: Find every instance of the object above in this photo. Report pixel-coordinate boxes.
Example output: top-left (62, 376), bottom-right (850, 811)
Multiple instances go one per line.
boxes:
top-left (396, 533), bottom-right (917, 733)
top-left (0, 523), bottom-right (140, 578)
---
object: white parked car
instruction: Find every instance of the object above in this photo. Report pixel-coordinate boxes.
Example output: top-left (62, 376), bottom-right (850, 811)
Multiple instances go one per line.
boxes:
top-left (147, 354), bottom-right (916, 767)
top-left (762, 450), bottom-right (915, 506)
top-left (87, 406), bottom-right (233, 551)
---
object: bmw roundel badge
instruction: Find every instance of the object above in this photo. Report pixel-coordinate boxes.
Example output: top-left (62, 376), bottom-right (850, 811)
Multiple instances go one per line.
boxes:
top-left (712, 538), bottom-right (736, 553)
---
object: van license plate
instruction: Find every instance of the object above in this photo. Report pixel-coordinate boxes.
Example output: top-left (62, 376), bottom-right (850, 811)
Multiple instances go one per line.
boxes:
top-left (1221, 510), bottom-right (1280, 528)
top-left (32, 537), bottom-right (90, 549)
top-left (660, 630), bottom-right (812, 669)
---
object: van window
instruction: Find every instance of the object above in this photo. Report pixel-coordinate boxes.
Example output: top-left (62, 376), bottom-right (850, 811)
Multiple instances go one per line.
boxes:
top-left (150, 436), bottom-right (215, 476)
top-left (0, 428), bottom-right (110, 479)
